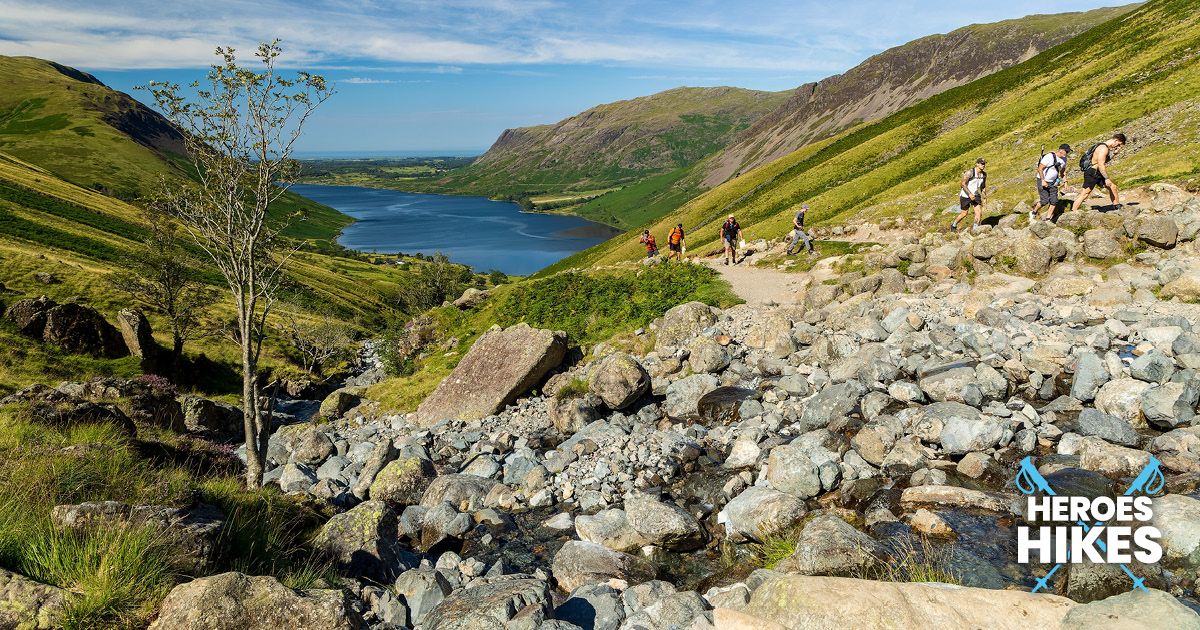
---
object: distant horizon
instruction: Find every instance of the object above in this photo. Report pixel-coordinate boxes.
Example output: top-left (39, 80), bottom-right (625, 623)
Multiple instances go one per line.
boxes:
top-left (293, 149), bottom-right (485, 160)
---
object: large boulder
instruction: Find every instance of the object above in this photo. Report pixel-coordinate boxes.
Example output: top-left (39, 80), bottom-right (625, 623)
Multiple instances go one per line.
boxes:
top-left (0, 568), bottom-right (69, 630)
top-left (727, 575), bottom-right (1190, 629)
top-left (1093, 379), bottom-right (1151, 426)
top-left (415, 324), bottom-right (567, 426)
top-left (1137, 216), bottom-right (1179, 249)
top-left (1, 384), bottom-right (135, 436)
top-left (718, 486), bottom-right (807, 542)
top-left (312, 500), bottom-right (416, 582)
top-left (588, 353), bottom-right (650, 410)
top-left (774, 514), bottom-right (883, 577)
top-left (1151, 494), bottom-right (1200, 572)
top-left (420, 474), bottom-right (500, 512)
top-left (180, 396), bottom-right (244, 437)
top-left (423, 578), bottom-right (552, 630)
top-left (50, 501), bottom-right (224, 573)
top-left (575, 509), bottom-right (648, 553)
top-left (664, 374), bottom-right (719, 420)
top-left (1082, 229), bottom-right (1123, 259)
top-left (1012, 237), bottom-right (1051, 275)
top-left (41, 302), bottom-right (129, 358)
top-left (3, 295), bottom-right (55, 336)
top-left (149, 572), bottom-right (362, 629)
top-left (765, 444), bottom-right (822, 499)
top-left (654, 302), bottom-right (717, 351)
top-left (116, 308), bottom-right (161, 370)
top-left (369, 455), bottom-right (438, 507)
top-left (394, 568), bottom-right (453, 627)
top-left (798, 381), bottom-right (866, 431)
top-left (551, 541), bottom-right (656, 592)
top-left (624, 495), bottom-right (704, 551)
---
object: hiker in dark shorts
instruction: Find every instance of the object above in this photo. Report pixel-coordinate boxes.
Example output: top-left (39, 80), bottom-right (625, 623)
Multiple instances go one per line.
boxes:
top-left (721, 215), bottom-right (743, 265)
top-left (951, 158), bottom-right (987, 232)
top-left (1033, 144), bottom-right (1072, 221)
top-left (1068, 133), bottom-right (1126, 215)
top-left (666, 223), bottom-right (685, 261)
top-left (639, 229), bottom-right (658, 257)
top-left (786, 204), bottom-right (814, 255)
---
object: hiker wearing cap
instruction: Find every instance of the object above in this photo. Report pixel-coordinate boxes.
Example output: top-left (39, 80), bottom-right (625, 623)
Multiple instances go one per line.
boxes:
top-left (639, 229), bottom-right (658, 258)
top-left (667, 223), bottom-right (686, 261)
top-left (951, 158), bottom-right (988, 233)
top-left (1068, 133), bottom-right (1126, 215)
top-left (1033, 144), bottom-right (1072, 221)
top-left (721, 215), bottom-right (743, 265)
top-left (786, 204), bottom-right (815, 255)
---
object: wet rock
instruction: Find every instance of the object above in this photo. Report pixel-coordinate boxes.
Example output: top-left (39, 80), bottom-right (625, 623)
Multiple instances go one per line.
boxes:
top-left (1065, 561), bottom-right (1128, 604)
top-left (370, 455), bottom-right (438, 507)
top-left (0, 568), bottom-right (69, 630)
top-left (1074, 409), bottom-right (1139, 447)
top-left (624, 495), bottom-right (704, 551)
top-left (588, 353), bottom-right (650, 410)
top-left (551, 541), bottom-right (656, 592)
top-left (1077, 437), bottom-right (1152, 479)
top-left (718, 486), bottom-right (807, 542)
top-left (415, 324), bottom-right (567, 425)
top-left (899, 485), bottom-right (1016, 515)
top-left (149, 572), bottom-right (362, 629)
top-left (312, 500), bottom-right (416, 582)
top-left (774, 514), bottom-right (883, 577)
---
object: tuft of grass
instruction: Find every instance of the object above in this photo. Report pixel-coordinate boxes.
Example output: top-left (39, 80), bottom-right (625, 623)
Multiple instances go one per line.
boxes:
top-left (554, 377), bottom-right (589, 400)
top-left (868, 537), bottom-right (962, 585)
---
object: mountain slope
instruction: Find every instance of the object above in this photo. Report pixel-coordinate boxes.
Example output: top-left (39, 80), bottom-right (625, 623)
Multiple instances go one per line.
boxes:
top-left (0, 55), bottom-right (350, 245)
top-left (404, 87), bottom-right (788, 206)
top-left (545, 0), bottom-right (1200, 272)
top-left (703, 4), bottom-right (1138, 186)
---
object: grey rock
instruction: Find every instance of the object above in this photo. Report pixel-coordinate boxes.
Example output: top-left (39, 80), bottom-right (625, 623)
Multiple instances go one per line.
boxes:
top-left (1070, 352), bottom-right (1110, 402)
top-left (774, 514), bottom-right (883, 576)
top-left (655, 302), bottom-right (718, 351)
top-left (149, 572), bottom-right (361, 630)
top-left (664, 374), bottom-right (719, 420)
top-left (555, 584), bottom-right (625, 630)
top-left (424, 578), bottom-right (552, 630)
top-left (1141, 381), bottom-right (1199, 429)
top-left (0, 568), bottom-right (68, 630)
top-left (766, 443), bottom-right (822, 499)
top-left (551, 541), bottom-right (656, 593)
top-left (279, 462), bottom-right (318, 493)
top-left (589, 353), bottom-right (650, 410)
top-left (1075, 409), bottom-right (1139, 447)
top-left (718, 486), bottom-right (807, 542)
top-left (312, 500), bottom-right (416, 582)
top-left (394, 568), bottom-right (453, 627)
top-left (624, 495), bottom-right (704, 551)
top-left (798, 381), bottom-right (866, 431)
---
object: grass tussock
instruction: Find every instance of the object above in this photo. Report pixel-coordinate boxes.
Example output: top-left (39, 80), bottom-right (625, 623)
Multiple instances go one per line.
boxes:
top-left (0, 405), bottom-right (334, 628)
top-left (868, 537), bottom-right (962, 585)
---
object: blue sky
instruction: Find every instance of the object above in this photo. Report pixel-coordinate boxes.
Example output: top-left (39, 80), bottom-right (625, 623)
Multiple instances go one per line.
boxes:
top-left (0, 0), bottom-right (1127, 153)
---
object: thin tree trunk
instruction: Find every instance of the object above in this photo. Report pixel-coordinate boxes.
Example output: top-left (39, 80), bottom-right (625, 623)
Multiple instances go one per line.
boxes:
top-left (239, 294), bottom-right (265, 489)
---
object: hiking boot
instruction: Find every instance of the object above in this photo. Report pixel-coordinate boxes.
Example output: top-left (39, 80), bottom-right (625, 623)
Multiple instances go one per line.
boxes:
top-left (950, 222), bottom-right (958, 233)
top-left (1028, 210), bottom-right (1037, 222)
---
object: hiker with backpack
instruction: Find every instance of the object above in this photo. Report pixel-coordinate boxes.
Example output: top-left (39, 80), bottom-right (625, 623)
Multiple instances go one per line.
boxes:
top-left (639, 229), bottom-right (658, 258)
top-left (666, 223), bottom-right (686, 261)
top-left (951, 158), bottom-right (987, 232)
top-left (1032, 144), bottom-right (1072, 221)
top-left (721, 215), bottom-right (743, 265)
top-left (786, 203), bottom-right (815, 255)
top-left (1068, 133), bottom-right (1126, 215)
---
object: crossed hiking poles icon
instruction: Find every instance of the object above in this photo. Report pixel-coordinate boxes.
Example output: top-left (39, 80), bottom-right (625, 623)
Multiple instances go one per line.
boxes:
top-left (1015, 456), bottom-right (1165, 593)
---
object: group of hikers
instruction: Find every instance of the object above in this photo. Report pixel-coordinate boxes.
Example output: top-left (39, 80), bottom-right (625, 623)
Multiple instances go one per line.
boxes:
top-left (638, 132), bottom-right (1128, 263)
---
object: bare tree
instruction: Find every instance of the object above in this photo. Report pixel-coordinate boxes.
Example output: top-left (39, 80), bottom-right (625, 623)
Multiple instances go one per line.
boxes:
top-left (281, 309), bottom-right (354, 378)
top-left (144, 41), bottom-right (332, 488)
top-left (109, 208), bottom-right (217, 368)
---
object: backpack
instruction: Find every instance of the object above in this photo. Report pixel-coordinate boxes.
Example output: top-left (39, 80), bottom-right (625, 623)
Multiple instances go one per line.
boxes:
top-left (1079, 143), bottom-right (1103, 171)
top-left (964, 168), bottom-right (986, 195)
top-left (669, 227), bottom-right (683, 245)
top-left (1038, 152), bottom-right (1064, 182)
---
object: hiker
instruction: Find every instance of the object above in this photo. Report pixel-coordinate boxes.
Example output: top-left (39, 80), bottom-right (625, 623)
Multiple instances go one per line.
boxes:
top-left (951, 158), bottom-right (987, 232)
top-left (1033, 144), bottom-right (1072, 221)
top-left (1068, 133), bottom-right (1126, 214)
top-left (667, 223), bottom-right (686, 261)
top-left (639, 229), bottom-right (658, 257)
top-left (786, 203), bottom-right (815, 255)
top-left (721, 214), bottom-right (743, 265)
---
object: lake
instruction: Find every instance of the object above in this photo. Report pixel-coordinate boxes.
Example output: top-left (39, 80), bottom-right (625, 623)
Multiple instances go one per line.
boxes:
top-left (288, 184), bottom-right (621, 275)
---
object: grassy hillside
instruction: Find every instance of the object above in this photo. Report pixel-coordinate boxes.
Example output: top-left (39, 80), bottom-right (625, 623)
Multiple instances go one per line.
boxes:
top-left (545, 0), bottom-right (1200, 272)
top-left (0, 56), bottom-right (351, 246)
top-left (703, 4), bottom-right (1137, 186)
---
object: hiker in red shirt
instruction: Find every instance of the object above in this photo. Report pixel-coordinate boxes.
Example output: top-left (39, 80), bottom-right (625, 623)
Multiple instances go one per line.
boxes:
top-left (639, 230), bottom-right (659, 257)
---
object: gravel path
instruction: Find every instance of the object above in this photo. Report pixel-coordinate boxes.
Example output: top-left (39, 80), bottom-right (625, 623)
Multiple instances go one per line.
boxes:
top-left (702, 257), bottom-right (805, 305)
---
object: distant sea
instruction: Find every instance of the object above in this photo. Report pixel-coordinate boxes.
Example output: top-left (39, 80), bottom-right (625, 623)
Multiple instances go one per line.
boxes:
top-left (294, 150), bottom-right (484, 159)
top-left (289, 183), bottom-right (621, 275)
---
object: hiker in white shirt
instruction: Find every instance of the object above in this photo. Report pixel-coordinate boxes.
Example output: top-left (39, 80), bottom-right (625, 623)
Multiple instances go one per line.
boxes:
top-left (951, 158), bottom-right (987, 232)
top-left (1032, 143), bottom-right (1072, 221)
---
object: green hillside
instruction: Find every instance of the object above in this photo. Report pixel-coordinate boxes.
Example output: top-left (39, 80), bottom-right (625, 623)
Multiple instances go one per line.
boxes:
top-left (545, 0), bottom-right (1200, 272)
